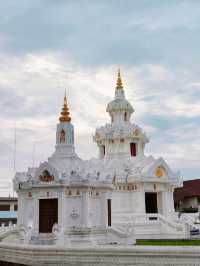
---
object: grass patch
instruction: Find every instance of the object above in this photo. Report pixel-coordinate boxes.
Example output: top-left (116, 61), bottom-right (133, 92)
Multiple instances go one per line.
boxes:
top-left (136, 239), bottom-right (200, 246)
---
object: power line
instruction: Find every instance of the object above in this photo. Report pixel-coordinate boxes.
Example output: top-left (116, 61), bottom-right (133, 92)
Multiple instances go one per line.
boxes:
top-left (13, 125), bottom-right (16, 172)
top-left (12, 125), bottom-right (17, 197)
top-left (32, 143), bottom-right (36, 168)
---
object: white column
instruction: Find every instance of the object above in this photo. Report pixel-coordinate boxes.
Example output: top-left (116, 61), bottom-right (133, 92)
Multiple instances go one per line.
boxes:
top-left (82, 191), bottom-right (89, 228)
top-left (57, 191), bottom-right (63, 228)
top-left (101, 193), bottom-right (107, 227)
top-left (137, 140), bottom-right (144, 157)
top-left (169, 190), bottom-right (175, 213)
top-left (157, 192), bottom-right (163, 214)
top-left (161, 189), bottom-right (174, 217)
top-left (58, 190), bottom-right (65, 229)
top-left (137, 189), bottom-right (146, 213)
top-left (17, 195), bottom-right (23, 225)
top-left (33, 197), bottom-right (39, 232)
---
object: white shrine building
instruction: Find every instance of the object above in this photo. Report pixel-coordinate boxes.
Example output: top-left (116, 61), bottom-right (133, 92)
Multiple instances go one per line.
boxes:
top-left (0, 71), bottom-right (189, 248)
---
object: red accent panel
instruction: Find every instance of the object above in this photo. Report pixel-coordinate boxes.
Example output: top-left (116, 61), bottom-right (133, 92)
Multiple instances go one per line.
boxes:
top-left (130, 143), bottom-right (136, 157)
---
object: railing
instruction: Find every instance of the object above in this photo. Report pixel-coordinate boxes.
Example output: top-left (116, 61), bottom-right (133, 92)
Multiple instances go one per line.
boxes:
top-left (179, 213), bottom-right (200, 230)
top-left (113, 213), bottom-right (186, 233)
top-left (0, 223), bottom-right (17, 242)
top-left (0, 222), bottom-right (16, 234)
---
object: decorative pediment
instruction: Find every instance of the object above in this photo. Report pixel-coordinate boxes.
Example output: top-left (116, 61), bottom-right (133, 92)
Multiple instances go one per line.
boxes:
top-left (39, 170), bottom-right (54, 182)
top-left (34, 162), bottom-right (59, 182)
top-left (133, 128), bottom-right (140, 136)
top-left (142, 157), bottom-right (173, 179)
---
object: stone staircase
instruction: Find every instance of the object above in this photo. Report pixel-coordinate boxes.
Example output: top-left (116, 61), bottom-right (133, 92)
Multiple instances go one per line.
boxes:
top-left (113, 213), bottom-right (188, 239)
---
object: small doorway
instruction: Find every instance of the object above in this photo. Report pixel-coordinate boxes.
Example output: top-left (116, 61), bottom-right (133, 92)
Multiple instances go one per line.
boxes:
top-left (145, 192), bottom-right (158, 213)
top-left (130, 143), bottom-right (136, 157)
top-left (107, 199), bottom-right (111, 226)
top-left (39, 198), bottom-right (58, 233)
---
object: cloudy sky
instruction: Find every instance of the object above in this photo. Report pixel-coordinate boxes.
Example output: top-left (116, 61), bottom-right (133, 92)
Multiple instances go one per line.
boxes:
top-left (1, 1), bottom-right (200, 195)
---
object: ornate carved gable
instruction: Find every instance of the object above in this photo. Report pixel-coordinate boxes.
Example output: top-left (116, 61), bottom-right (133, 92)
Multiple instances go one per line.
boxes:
top-left (39, 170), bottom-right (54, 182)
top-left (34, 162), bottom-right (59, 182)
top-left (143, 157), bottom-right (173, 179)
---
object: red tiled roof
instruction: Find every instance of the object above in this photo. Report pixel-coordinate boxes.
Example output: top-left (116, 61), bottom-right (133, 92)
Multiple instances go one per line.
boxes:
top-left (174, 179), bottom-right (200, 202)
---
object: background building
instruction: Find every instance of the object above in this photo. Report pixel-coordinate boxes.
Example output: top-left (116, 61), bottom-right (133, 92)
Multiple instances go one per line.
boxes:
top-left (174, 179), bottom-right (200, 212)
top-left (0, 197), bottom-right (17, 226)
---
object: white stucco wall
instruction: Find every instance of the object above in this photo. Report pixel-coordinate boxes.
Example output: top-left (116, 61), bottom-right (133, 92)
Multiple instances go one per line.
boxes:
top-left (112, 190), bottom-right (145, 214)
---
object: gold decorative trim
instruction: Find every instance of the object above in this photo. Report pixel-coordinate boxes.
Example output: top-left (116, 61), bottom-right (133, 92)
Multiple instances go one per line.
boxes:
top-left (133, 128), bottom-right (140, 136)
top-left (116, 69), bottom-right (123, 90)
top-left (115, 183), bottom-right (138, 191)
top-left (155, 166), bottom-right (165, 177)
top-left (59, 91), bottom-right (71, 122)
top-left (39, 170), bottom-right (54, 182)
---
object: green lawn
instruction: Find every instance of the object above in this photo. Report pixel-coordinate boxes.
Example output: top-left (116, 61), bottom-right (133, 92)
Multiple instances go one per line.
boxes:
top-left (136, 239), bottom-right (200, 246)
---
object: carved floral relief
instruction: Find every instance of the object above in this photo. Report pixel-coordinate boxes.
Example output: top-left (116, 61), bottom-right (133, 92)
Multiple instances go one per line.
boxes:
top-left (39, 170), bottom-right (54, 182)
top-left (155, 166), bottom-right (165, 178)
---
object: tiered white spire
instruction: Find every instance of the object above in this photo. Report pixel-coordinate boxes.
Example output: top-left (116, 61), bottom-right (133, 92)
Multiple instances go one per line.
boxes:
top-left (94, 70), bottom-right (148, 159)
top-left (107, 70), bottom-right (134, 125)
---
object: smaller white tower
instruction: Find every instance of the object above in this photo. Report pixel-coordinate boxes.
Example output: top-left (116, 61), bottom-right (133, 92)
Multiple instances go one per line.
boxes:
top-left (50, 92), bottom-right (77, 160)
top-left (106, 69), bottom-right (134, 127)
top-left (94, 70), bottom-right (148, 159)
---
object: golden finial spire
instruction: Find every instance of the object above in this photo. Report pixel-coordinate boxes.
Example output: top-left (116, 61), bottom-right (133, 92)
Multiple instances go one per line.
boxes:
top-left (116, 69), bottom-right (123, 90)
top-left (59, 90), bottom-right (71, 122)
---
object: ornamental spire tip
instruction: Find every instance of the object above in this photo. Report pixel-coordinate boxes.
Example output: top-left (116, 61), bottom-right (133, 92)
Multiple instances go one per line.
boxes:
top-left (116, 69), bottom-right (123, 90)
top-left (59, 90), bottom-right (71, 123)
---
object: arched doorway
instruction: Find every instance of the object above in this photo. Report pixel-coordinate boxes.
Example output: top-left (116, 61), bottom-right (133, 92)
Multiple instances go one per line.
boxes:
top-left (39, 198), bottom-right (58, 233)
